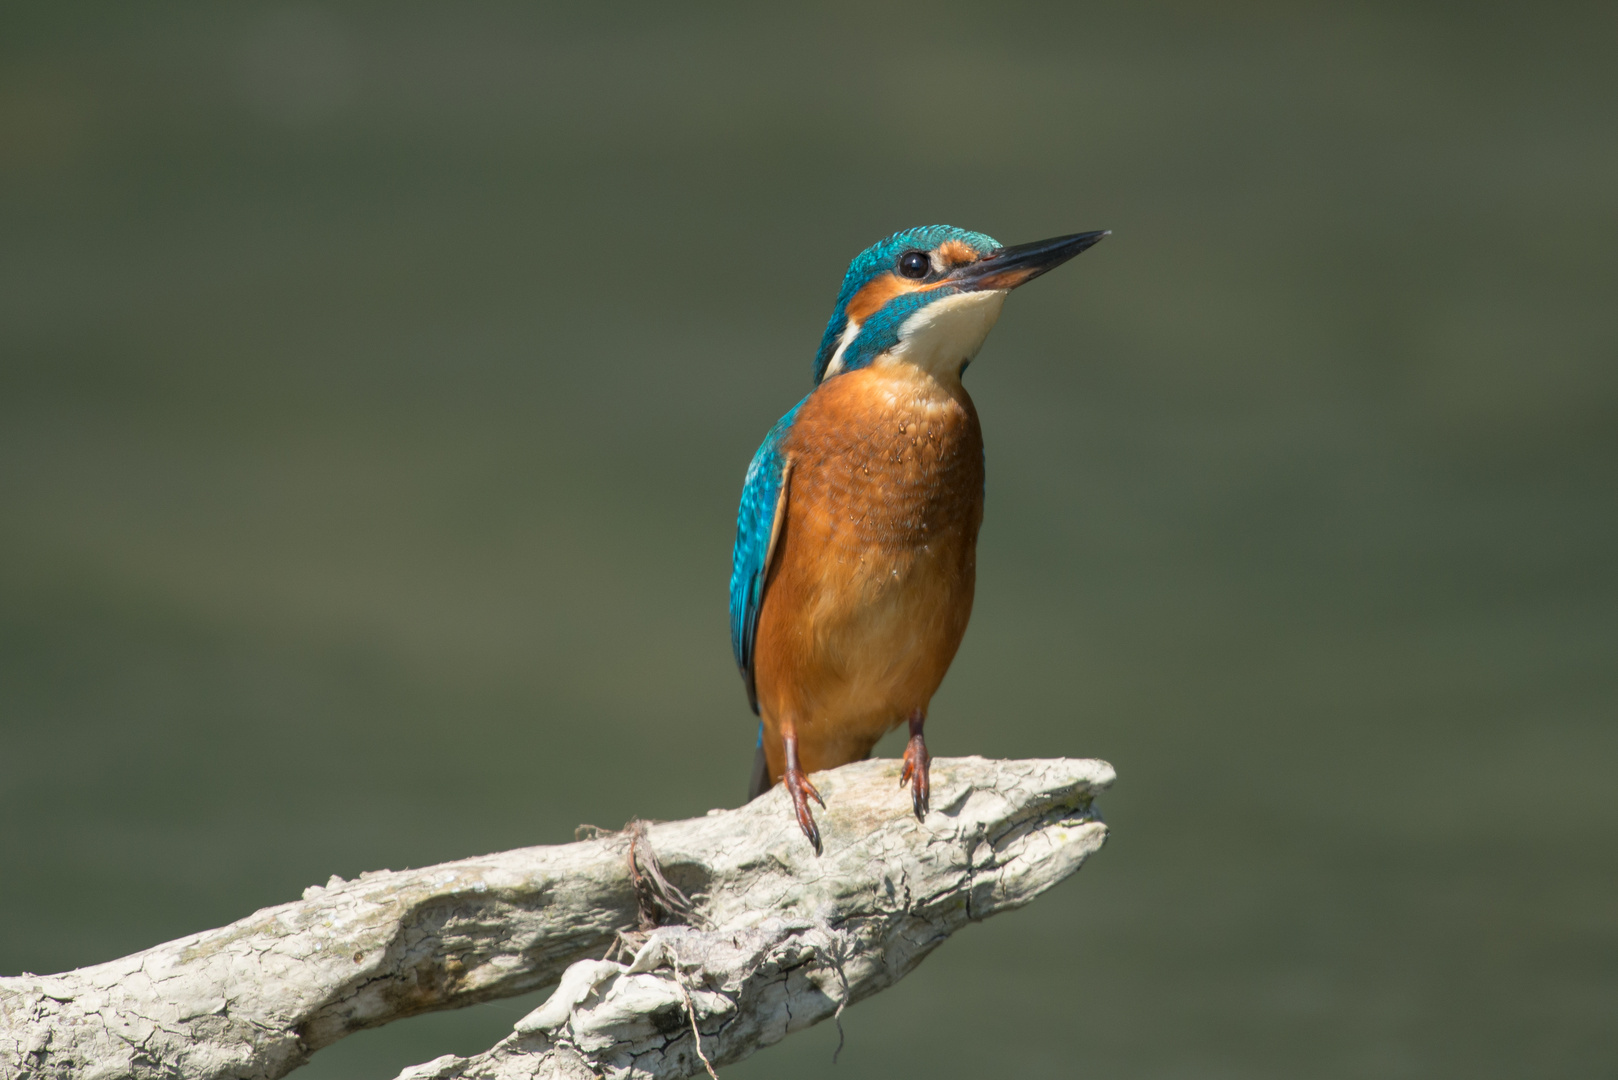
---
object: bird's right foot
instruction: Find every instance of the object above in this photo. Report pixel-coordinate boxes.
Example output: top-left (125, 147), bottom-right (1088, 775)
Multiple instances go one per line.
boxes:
top-left (783, 765), bottom-right (825, 853)
top-left (781, 732), bottom-right (825, 853)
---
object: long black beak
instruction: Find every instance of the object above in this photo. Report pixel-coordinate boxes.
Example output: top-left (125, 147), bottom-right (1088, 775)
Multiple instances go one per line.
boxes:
top-left (956, 230), bottom-right (1109, 291)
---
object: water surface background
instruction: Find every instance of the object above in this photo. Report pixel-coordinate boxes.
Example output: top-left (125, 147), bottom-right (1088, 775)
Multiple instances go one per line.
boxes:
top-left (3, 5), bottom-right (1615, 1077)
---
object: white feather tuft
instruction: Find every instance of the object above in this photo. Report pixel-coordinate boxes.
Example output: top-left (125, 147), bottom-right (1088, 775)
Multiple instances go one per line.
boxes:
top-left (822, 317), bottom-right (862, 380)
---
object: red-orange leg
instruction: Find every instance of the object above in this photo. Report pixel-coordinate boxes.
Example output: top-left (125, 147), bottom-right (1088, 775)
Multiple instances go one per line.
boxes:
top-left (782, 731), bottom-right (825, 853)
top-left (899, 709), bottom-right (930, 819)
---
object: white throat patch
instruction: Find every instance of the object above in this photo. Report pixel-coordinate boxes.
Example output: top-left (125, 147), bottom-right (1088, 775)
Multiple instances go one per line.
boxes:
top-left (888, 289), bottom-right (1008, 381)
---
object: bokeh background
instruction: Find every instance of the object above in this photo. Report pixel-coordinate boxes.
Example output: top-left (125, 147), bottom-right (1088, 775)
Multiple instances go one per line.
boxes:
top-left (3, 4), bottom-right (1615, 1077)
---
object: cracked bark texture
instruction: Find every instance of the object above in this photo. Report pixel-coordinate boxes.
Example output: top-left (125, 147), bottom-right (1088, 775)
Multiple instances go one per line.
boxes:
top-left (0, 756), bottom-right (1113, 1080)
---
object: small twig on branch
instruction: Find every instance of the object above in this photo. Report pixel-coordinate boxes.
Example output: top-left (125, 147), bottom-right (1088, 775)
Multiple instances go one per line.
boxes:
top-left (0, 756), bottom-right (1112, 1080)
top-left (666, 946), bottom-right (720, 1080)
top-left (626, 819), bottom-right (696, 930)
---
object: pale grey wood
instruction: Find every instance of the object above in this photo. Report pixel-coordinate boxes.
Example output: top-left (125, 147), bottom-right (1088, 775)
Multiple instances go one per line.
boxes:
top-left (0, 756), bottom-right (1112, 1080)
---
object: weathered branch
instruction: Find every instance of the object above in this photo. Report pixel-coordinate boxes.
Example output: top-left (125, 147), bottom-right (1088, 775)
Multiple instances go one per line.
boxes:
top-left (0, 756), bottom-right (1113, 1080)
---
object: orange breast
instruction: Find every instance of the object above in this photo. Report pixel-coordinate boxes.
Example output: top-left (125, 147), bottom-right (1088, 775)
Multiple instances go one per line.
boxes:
top-left (753, 363), bottom-right (985, 778)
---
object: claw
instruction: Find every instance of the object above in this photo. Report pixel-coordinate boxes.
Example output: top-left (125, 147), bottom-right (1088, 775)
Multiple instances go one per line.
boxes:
top-left (781, 732), bottom-right (824, 853)
top-left (784, 766), bottom-right (824, 853)
top-left (899, 709), bottom-right (930, 820)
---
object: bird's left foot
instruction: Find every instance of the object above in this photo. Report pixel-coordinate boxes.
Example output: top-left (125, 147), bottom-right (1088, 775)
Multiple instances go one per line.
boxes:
top-left (899, 709), bottom-right (930, 819)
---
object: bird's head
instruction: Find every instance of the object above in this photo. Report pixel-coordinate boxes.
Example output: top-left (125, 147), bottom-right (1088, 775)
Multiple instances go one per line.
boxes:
top-left (811, 224), bottom-right (1107, 386)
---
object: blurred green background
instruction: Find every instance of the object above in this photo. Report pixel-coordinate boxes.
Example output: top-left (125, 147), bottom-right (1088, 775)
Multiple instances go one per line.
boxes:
top-left (3, 3), bottom-right (1615, 1077)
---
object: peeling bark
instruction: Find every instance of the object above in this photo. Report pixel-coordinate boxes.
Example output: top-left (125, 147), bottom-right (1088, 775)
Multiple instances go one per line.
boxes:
top-left (0, 756), bottom-right (1113, 1080)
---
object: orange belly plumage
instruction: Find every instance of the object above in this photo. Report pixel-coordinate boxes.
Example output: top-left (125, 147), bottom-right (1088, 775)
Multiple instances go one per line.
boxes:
top-left (753, 363), bottom-right (984, 781)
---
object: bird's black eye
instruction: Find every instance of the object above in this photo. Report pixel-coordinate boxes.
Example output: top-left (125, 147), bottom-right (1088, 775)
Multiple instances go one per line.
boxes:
top-left (898, 251), bottom-right (930, 279)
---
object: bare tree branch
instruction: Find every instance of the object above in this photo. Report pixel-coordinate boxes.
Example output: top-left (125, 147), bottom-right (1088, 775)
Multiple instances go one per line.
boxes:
top-left (0, 756), bottom-right (1113, 1080)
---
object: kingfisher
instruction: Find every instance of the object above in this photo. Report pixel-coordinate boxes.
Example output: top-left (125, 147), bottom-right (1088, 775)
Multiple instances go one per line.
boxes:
top-left (729, 224), bottom-right (1107, 850)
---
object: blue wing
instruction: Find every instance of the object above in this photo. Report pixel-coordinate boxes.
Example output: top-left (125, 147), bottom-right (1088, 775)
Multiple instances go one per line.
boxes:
top-left (730, 397), bottom-right (807, 713)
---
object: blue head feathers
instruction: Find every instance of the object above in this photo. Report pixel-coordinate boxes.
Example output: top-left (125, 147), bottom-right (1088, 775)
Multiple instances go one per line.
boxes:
top-left (811, 225), bottom-right (1002, 385)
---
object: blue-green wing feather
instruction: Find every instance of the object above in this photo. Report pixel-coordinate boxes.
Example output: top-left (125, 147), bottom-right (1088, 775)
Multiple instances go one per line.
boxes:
top-left (730, 397), bottom-right (807, 713)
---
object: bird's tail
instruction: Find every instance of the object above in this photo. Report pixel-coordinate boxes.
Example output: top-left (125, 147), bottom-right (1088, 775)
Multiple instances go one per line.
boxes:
top-left (746, 723), bottom-right (770, 801)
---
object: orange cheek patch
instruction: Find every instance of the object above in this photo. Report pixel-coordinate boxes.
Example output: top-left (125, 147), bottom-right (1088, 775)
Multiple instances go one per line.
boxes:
top-left (846, 273), bottom-right (915, 323)
top-left (846, 272), bottom-right (952, 323)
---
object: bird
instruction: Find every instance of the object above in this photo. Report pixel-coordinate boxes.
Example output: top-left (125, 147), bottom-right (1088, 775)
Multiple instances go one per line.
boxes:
top-left (729, 224), bottom-right (1106, 850)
